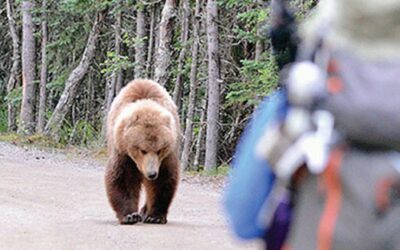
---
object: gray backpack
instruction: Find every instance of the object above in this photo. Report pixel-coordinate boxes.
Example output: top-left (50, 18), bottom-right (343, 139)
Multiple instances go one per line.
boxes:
top-left (287, 147), bottom-right (400, 250)
top-left (321, 51), bottom-right (400, 150)
top-left (283, 51), bottom-right (400, 250)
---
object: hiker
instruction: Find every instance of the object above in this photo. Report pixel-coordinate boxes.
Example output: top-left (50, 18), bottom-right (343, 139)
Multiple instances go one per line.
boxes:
top-left (225, 0), bottom-right (400, 249)
top-left (275, 0), bottom-right (400, 248)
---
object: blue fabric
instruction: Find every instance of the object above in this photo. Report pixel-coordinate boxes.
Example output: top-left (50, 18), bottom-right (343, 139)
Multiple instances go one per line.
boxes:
top-left (223, 90), bottom-right (287, 239)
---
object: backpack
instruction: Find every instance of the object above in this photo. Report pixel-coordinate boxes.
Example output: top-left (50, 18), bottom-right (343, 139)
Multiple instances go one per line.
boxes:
top-left (320, 50), bottom-right (400, 151)
top-left (287, 147), bottom-right (400, 250)
top-left (262, 48), bottom-right (400, 249)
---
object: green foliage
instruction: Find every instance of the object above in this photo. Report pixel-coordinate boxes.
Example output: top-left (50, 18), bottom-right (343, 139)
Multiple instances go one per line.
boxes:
top-left (100, 51), bottom-right (135, 75)
top-left (60, 0), bottom-right (112, 15)
top-left (70, 120), bottom-right (98, 145)
top-left (192, 164), bottom-right (230, 176)
top-left (0, 104), bottom-right (7, 133)
top-left (226, 53), bottom-right (279, 107)
top-left (47, 72), bottom-right (69, 93)
top-left (5, 87), bottom-right (22, 108)
top-left (218, 0), bottom-right (254, 8)
top-left (58, 119), bottom-right (98, 146)
top-left (219, 0), bottom-right (279, 109)
top-left (121, 32), bottom-right (146, 48)
top-left (234, 8), bottom-right (268, 43)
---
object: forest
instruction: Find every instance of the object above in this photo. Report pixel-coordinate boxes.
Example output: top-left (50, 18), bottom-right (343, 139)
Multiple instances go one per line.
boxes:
top-left (0, 0), bottom-right (315, 172)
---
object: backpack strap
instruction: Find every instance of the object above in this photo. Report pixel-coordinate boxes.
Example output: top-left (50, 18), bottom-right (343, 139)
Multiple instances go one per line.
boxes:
top-left (317, 146), bottom-right (346, 250)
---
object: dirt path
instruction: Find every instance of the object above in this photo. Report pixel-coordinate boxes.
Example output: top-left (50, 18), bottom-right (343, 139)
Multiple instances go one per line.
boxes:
top-left (0, 142), bottom-right (260, 250)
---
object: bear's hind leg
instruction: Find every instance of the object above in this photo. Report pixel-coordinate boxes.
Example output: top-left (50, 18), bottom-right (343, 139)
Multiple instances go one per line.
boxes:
top-left (105, 156), bottom-right (143, 224)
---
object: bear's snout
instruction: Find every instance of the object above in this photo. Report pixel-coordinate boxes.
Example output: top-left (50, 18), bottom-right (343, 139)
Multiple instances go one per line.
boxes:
top-left (141, 152), bottom-right (160, 180)
top-left (146, 171), bottom-right (158, 180)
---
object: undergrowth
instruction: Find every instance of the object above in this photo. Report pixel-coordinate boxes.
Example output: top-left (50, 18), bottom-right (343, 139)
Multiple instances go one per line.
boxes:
top-left (187, 164), bottom-right (230, 177)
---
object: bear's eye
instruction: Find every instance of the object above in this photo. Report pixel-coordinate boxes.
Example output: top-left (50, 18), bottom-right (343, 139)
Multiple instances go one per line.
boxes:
top-left (141, 150), bottom-right (147, 155)
top-left (157, 149), bottom-right (162, 155)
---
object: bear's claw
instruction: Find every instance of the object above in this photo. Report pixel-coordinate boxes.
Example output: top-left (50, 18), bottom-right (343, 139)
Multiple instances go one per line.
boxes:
top-left (121, 212), bottom-right (142, 225)
top-left (143, 215), bottom-right (167, 224)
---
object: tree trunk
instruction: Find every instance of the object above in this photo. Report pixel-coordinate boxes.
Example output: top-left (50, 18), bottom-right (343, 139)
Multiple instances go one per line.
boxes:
top-left (181, 0), bottom-right (201, 171)
top-left (152, 4), bottom-right (161, 79)
top-left (5, 0), bottom-right (20, 132)
top-left (146, 4), bottom-right (156, 78)
top-left (154, 0), bottom-right (176, 86)
top-left (172, 0), bottom-right (190, 108)
top-left (101, 4), bottom-right (122, 142)
top-left (112, 2), bottom-right (122, 96)
top-left (45, 12), bottom-right (102, 139)
top-left (193, 98), bottom-right (207, 170)
top-left (204, 0), bottom-right (221, 171)
top-left (110, 5), bottom-right (122, 100)
top-left (19, 0), bottom-right (37, 134)
top-left (134, 6), bottom-right (147, 79)
top-left (37, 0), bottom-right (48, 133)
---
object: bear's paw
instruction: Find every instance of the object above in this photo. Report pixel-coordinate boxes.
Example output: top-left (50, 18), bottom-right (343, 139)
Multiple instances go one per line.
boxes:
top-left (121, 212), bottom-right (142, 225)
top-left (143, 214), bottom-right (167, 224)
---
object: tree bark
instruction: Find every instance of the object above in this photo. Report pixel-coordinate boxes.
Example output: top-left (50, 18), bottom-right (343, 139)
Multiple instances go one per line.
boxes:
top-left (152, 4), bottom-right (161, 79)
top-left (134, 6), bottom-right (147, 79)
top-left (37, 0), bottom-right (48, 133)
top-left (181, 0), bottom-right (201, 171)
top-left (5, 0), bottom-right (20, 132)
top-left (102, 4), bottom-right (122, 142)
top-left (108, 4), bottom-right (122, 108)
top-left (172, 0), bottom-right (190, 108)
top-left (146, 4), bottom-right (156, 78)
top-left (45, 12), bottom-right (102, 139)
top-left (154, 0), bottom-right (176, 86)
top-left (19, 0), bottom-right (37, 134)
top-left (193, 98), bottom-right (207, 170)
top-left (204, 0), bottom-right (220, 171)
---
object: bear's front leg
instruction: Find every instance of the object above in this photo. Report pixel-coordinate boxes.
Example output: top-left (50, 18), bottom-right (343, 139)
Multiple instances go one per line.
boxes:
top-left (142, 155), bottom-right (179, 224)
top-left (105, 156), bottom-right (143, 224)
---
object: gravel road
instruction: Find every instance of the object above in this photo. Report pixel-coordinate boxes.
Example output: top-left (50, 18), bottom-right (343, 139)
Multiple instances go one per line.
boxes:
top-left (0, 142), bottom-right (261, 250)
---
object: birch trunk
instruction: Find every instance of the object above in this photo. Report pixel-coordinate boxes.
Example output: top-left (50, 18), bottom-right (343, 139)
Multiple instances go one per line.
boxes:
top-left (37, 0), bottom-right (48, 133)
top-left (134, 7), bottom-right (147, 79)
top-left (19, 0), bottom-right (36, 134)
top-left (146, 4), bottom-right (156, 78)
top-left (204, 0), bottom-right (221, 171)
top-left (154, 0), bottom-right (176, 86)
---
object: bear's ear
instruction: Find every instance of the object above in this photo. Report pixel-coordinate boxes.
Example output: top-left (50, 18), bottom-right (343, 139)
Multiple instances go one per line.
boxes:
top-left (161, 112), bottom-right (173, 129)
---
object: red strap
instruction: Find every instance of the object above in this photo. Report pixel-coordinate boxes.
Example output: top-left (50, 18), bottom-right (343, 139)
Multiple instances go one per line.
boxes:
top-left (317, 147), bottom-right (345, 250)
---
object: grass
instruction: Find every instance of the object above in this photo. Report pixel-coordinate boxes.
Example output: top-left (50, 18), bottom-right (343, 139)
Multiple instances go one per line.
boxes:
top-left (186, 164), bottom-right (230, 177)
top-left (0, 106), bottom-right (7, 133)
top-left (0, 133), bottom-right (66, 149)
top-left (0, 132), bottom-right (108, 161)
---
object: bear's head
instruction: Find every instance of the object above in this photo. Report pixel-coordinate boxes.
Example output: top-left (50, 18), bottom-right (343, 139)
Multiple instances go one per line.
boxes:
top-left (114, 100), bottom-right (177, 180)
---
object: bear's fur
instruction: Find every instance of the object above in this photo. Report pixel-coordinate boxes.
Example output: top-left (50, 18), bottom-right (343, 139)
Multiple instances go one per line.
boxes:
top-left (105, 79), bottom-right (180, 225)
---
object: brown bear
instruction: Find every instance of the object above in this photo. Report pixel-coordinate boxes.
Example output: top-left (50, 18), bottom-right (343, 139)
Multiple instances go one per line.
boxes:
top-left (105, 79), bottom-right (180, 225)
